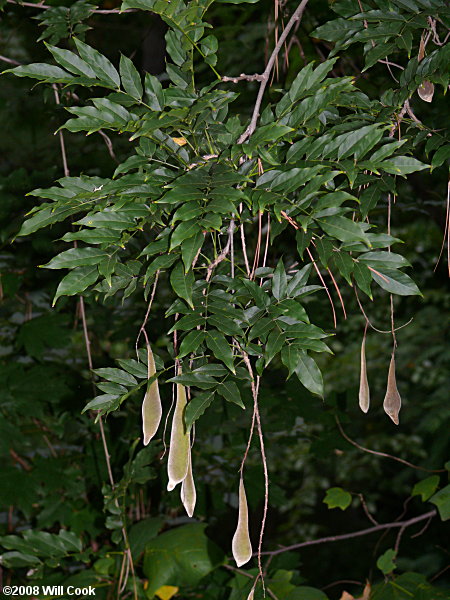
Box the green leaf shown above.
[371,268,421,296]
[129,517,162,559]
[206,330,235,373]
[380,156,429,176]
[75,211,136,230]
[53,265,99,305]
[323,487,352,510]
[119,54,143,100]
[45,43,97,78]
[265,329,286,365]
[272,259,287,300]
[82,394,120,413]
[281,345,300,378]
[294,351,323,397]
[170,261,194,309]
[43,248,107,270]
[217,380,244,409]
[74,38,120,88]
[178,330,206,358]
[0,551,42,568]
[93,368,137,386]
[377,549,397,575]
[116,359,149,379]
[170,220,199,251]
[181,230,204,272]
[319,216,370,245]
[184,392,214,431]
[412,476,440,502]
[145,73,165,111]
[143,524,224,597]
[4,63,75,83]
[353,262,372,298]
[358,251,411,269]
[429,484,450,520]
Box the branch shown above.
[260,510,436,556]
[206,219,235,282]
[6,0,135,14]
[237,0,310,144]
[0,54,21,66]
[222,73,264,83]
[336,416,446,473]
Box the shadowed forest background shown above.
[0,0,449,598]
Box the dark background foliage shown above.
[0,0,449,598]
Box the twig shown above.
[99,130,118,163]
[354,288,413,334]
[261,510,436,556]
[0,54,21,66]
[306,247,337,328]
[336,416,446,473]
[222,73,264,83]
[206,219,235,282]
[6,0,135,14]
[237,0,310,144]
[241,351,267,592]
[135,270,159,357]
[357,493,378,526]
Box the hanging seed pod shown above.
[359,329,370,414]
[167,380,190,490]
[418,80,434,103]
[142,344,162,446]
[383,352,402,425]
[247,588,255,600]
[232,477,252,567]
[181,440,196,517]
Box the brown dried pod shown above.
[142,344,162,446]
[417,80,434,103]
[383,352,402,425]
[359,329,370,414]
[232,477,252,567]
[167,380,190,490]
[181,440,196,517]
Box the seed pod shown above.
[167,381,190,490]
[418,80,434,103]
[359,330,370,413]
[142,344,162,445]
[247,589,255,600]
[232,477,252,567]
[181,440,196,517]
[383,352,401,425]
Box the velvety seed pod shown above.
[359,332,370,413]
[232,477,252,567]
[142,344,162,445]
[383,353,402,425]
[167,381,190,490]
[181,441,196,517]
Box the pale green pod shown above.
[358,333,370,413]
[232,477,252,567]
[181,440,196,517]
[383,353,401,425]
[167,382,190,490]
[142,344,162,446]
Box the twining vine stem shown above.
[260,509,437,556]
